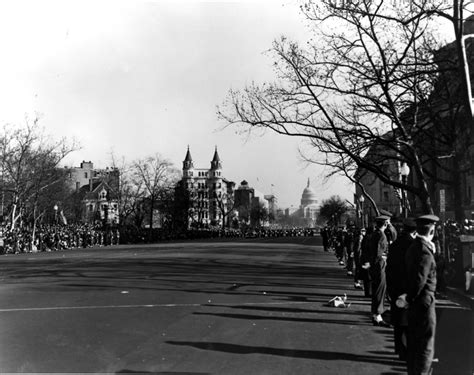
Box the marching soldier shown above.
[405,214,439,375]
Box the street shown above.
[0,237,472,374]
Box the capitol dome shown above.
[301,178,318,207]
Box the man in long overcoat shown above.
[386,218,417,360]
[405,214,439,375]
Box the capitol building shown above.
[283,179,320,227]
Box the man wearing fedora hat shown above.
[405,214,439,375]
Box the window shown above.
[84,172,88,178]
[383,191,389,202]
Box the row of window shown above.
[186,171,222,177]
[187,182,223,189]
[191,192,222,199]
[196,212,222,220]
[88,203,118,212]
[195,201,209,209]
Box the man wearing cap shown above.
[379,209,398,244]
[405,214,439,375]
[386,218,417,360]
[367,215,392,326]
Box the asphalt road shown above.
[0,237,472,374]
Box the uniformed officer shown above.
[405,214,439,375]
[380,209,398,244]
[386,217,417,360]
[367,215,392,326]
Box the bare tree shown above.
[109,152,143,226]
[131,154,179,234]
[319,195,350,225]
[250,202,268,228]
[0,118,78,231]
[215,190,236,228]
[219,0,473,216]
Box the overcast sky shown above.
[0,0,456,208]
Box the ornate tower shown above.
[210,146,222,171]
[183,146,194,178]
[209,147,223,224]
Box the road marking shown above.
[0,301,318,313]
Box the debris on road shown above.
[327,293,351,308]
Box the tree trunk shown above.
[149,197,154,240]
[418,187,434,214]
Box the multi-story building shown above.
[233,180,272,227]
[65,161,120,225]
[181,147,235,228]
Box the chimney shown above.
[89,179,93,192]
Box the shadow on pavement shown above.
[206,303,370,316]
[193,311,373,326]
[166,340,404,367]
[116,371,211,375]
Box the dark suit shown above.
[405,236,437,375]
[360,233,372,297]
[387,232,415,359]
[368,229,388,315]
[321,227,329,251]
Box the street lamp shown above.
[400,162,410,218]
[359,195,365,228]
[53,204,58,224]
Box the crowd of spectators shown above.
[0,224,119,254]
[0,224,319,255]
[119,226,318,243]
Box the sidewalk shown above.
[446,286,474,309]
